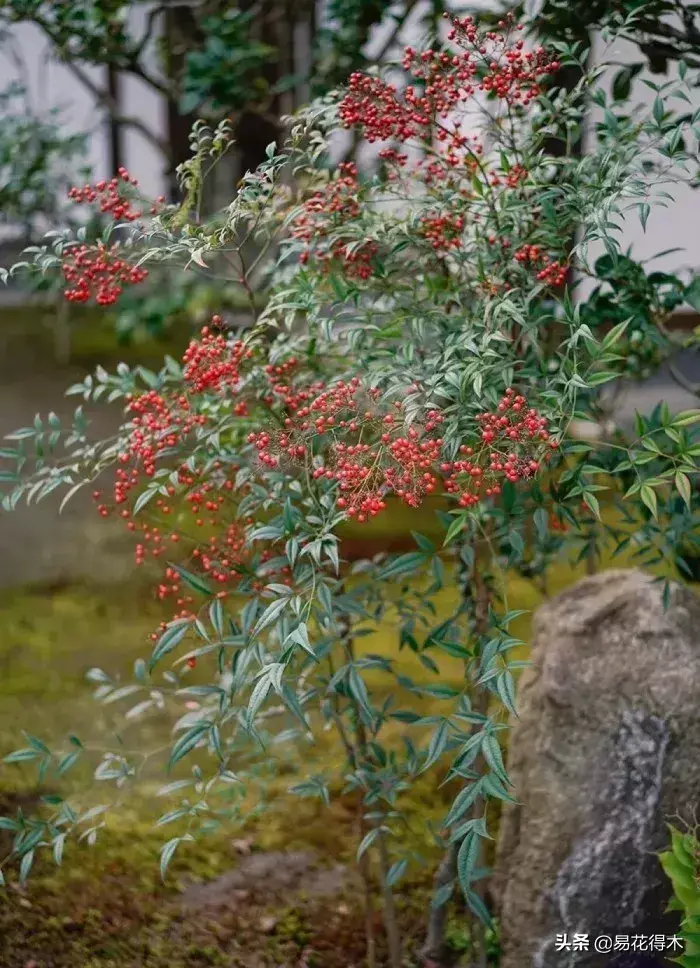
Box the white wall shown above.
[584,31,700,288]
[0,3,169,238]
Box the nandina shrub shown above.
[2,12,700,967]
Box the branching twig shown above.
[59,58,171,161]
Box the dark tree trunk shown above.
[106,65,124,175]
[164,3,201,199]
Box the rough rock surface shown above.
[493,569,700,968]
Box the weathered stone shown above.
[493,569,700,968]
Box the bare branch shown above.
[60,58,171,162]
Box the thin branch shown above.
[60,58,171,162]
[372,0,420,67]
[376,830,403,968]
[134,3,168,59]
[124,59,170,98]
[420,843,457,965]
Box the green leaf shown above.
[640,483,658,518]
[285,621,314,657]
[481,735,508,785]
[587,370,617,387]
[57,751,80,775]
[602,318,630,349]
[533,507,548,540]
[348,668,374,725]
[676,471,692,510]
[495,670,517,715]
[133,488,158,515]
[169,564,213,597]
[209,599,224,639]
[160,836,188,881]
[53,832,66,866]
[638,202,651,231]
[464,888,492,927]
[169,722,209,769]
[250,525,284,541]
[432,881,454,909]
[457,831,480,893]
[685,278,700,313]
[251,597,288,638]
[150,618,192,670]
[653,95,665,125]
[247,674,272,720]
[19,849,35,884]
[377,552,426,580]
[444,514,467,546]
[421,720,449,773]
[482,772,516,802]
[357,827,380,860]
[4,748,40,764]
[281,684,310,729]
[673,410,700,428]
[386,858,408,886]
[444,780,482,828]
[411,531,435,554]
[582,492,601,520]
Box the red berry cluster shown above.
[95,455,292,645]
[491,163,528,189]
[68,167,165,221]
[339,14,559,147]
[513,244,567,288]
[378,148,409,173]
[121,391,206,479]
[339,75,417,144]
[442,390,557,506]
[292,163,378,279]
[62,242,148,305]
[420,213,465,251]
[248,375,447,521]
[90,322,303,638]
[182,320,253,397]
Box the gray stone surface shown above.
[494,569,700,968]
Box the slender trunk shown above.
[421,842,457,964]
[421,537,493,967]
[462,572,491,968]
[163,4,201,200]
[357,798,377,968]
[353,708,403,968]
[334,604,403,966]
[377,830,403,968]
[106,65,123,176]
